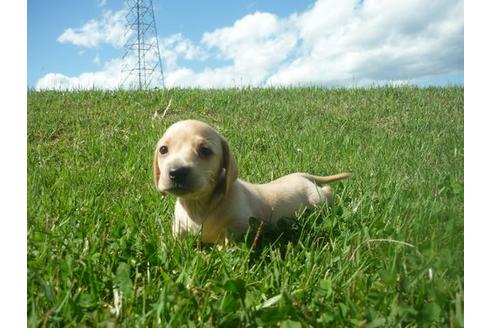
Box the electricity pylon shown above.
[121,0,165,89]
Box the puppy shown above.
[154,120,351,243]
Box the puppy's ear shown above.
[153,145,161,191]
[218,136,238,197]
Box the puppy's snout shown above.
[169,166,191,184]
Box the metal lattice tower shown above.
[121,0,164,89]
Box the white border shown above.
[464,1,492,327]
[5,0,478,325]
[0,0,27,325]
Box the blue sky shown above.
[28,0,464,89]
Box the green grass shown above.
[27,87,463,327]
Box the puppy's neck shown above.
[177,192,224,224]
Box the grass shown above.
[27,86,463,327]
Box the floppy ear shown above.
[218,136,238,197]
[153,146,161,190]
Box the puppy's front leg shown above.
[172,202,201,238]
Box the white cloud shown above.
[165,12,297,88]
[57,10,128,48]
[203,12,297,72]
[267,0,464,86]
[36,33,209,90]
[165,66,254,89]
[96,0,107,7]
[38,0,463,89]
[36,57,130,90]
[36,54,164,90]
[160,33,208,70]
[166,0,463,88]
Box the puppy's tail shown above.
[301,172,352,184]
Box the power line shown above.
[121,0,164,89]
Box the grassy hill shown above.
[27,87,463,327]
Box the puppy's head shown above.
[153,120,237,200]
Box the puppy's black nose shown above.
[169,166,191,183]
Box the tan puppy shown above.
[154,120,351,243]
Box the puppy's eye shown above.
[159,145,168,155]
[198,146,213,158]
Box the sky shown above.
[28,0,464,89]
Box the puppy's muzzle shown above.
[169,166,191,185]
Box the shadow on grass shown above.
[244,216,300,246]
[238,210,327,263]
[192,206,337,265]
[192,216,307,263]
